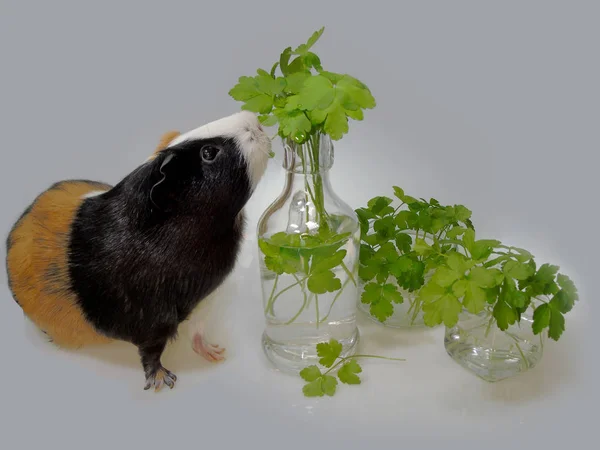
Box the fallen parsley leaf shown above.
[317,339,342,368]
[299,339,405,397]
[338,359,362,385]
[299,365,322,382]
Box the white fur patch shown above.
[167,111,271,191]
[82,190,107,199]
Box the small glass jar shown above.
[256,132,360,373]
[444,309,546,382]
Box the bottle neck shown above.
[282,132,334,175]
[280,132,334,233]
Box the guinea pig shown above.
[5,110,271,391]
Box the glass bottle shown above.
[257,132,360,373]
[445,309,546,382]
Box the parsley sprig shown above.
[357,186,579,340]
[260,228,357,326]
[228,27,376,144]
[356,187,475,323]
[299,339,405,397]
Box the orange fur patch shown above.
[147,130,180,161]
[6,180,114,349]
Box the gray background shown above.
[0,1,597,449]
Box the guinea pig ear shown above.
[149,153,176,212]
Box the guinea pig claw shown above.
[192,332,226,363]
[144,366,177,391]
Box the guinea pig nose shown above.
[257,123,264,132]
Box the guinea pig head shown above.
[145,111,271,218]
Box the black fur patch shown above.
[66,137,252,375]
[5,180,111,305]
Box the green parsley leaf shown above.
[370,297,395,322]
[284,72,310,94]
[358,262,378,282]
[510,247,533,263]
[446,226,467,239]
[293,26,325,55]
[242,94,274,115]
[338,359,362,385]
[469,266,504,289]
[390,255,426,291]
[307,270,341,294]
[446,251,475,274]
[367,196,394,216]
[557,273,578,298]
[299,365,322,382]
[302,379,324,397]
[493,298,518,331]
[461,280,488,314]
[359,244,375,265]
[258,239,302,274]
[548,308,565,340]
[302,74,375,140]
[520,263,560,296]
[356,208,373,236]
[431,267,461,288]
[321,375,338,396]
[258,114,278,127]
[374,216,396,239]
[395,210,419,229]
[274,109,312,140]
[413,238,433,256]
[392,186,405,201]
[454,205,472,222]
[532,303,551,335]
[550,273,579,314]
[361,282,403,322]
[422,292,462,328]
[316,339,342,368]
[311,249,347,273]
[533,299,567,341]
[549,290,574,314]
[462,229,475,253]
[395,233,413,253]
[470,239,501,261]
[503,260,535,281]
[297,75,335,110]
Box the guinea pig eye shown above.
[201,145,221,163]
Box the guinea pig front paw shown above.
[144,366,177,391]
[192,332,226,363]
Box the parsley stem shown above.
[319,275,351,324]
[506,332,529,369]
[484,311,495,338]
[340,261,356,286]
[438,238,467,249]
[268,275,309,315]
[323,354,406,375]
[285,290,310,325]
[409,297,422,324]
[315,294,320,328]
[265,274,280,314]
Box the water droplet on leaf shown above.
[292,132,306,143]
